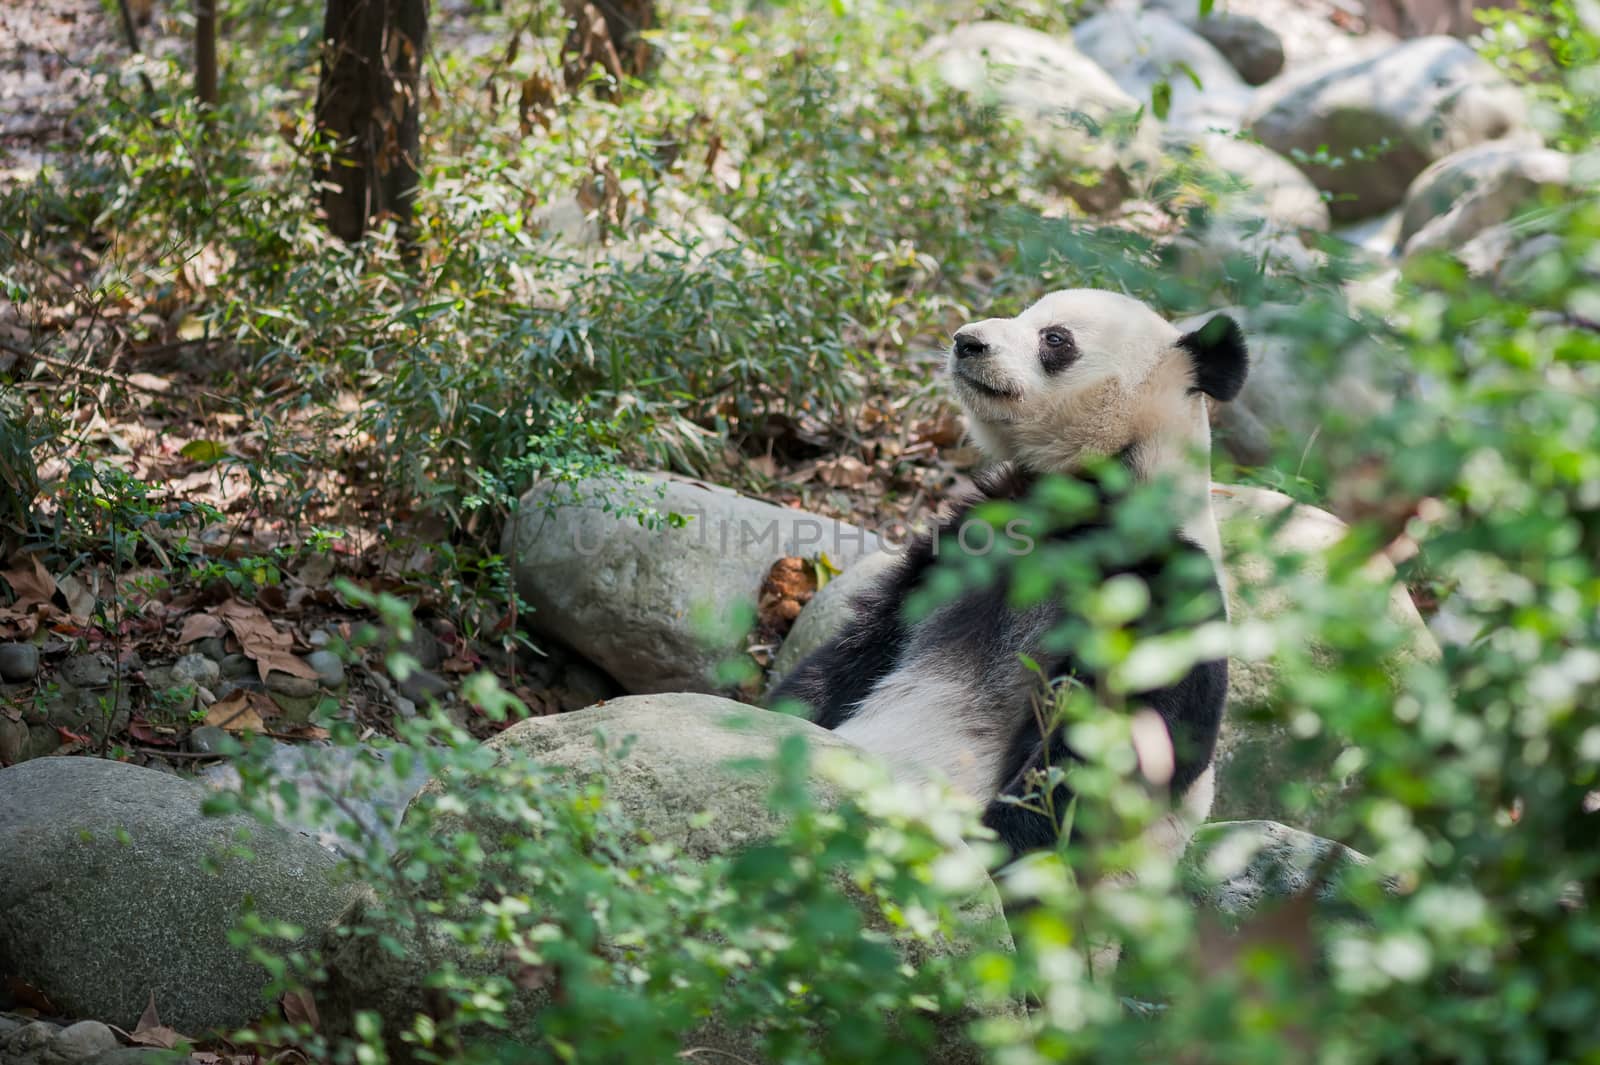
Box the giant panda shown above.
[770,288,1247,861]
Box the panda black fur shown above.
[770,288,1248,860]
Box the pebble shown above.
[308,629,332,648]
[3,1020,57,1057]
[59,653,112,688]
[143,664,192,714]
[218,653,255,680]
[172,653,221,691]
[397,667,450,704]
[214,677,265,701]
[268,690,321,725]
[306,649,346,688]
[195,685,217,708]
[26,723,60,758]
[188,725,233,755]
[265,669,319,698]
[1,716,30,765]
[0,642,40,681]
[393,695,417,719]
[49,1019,118,1062]
[191,636,229,662]
[398,625,444,671]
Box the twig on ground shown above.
[0,338,231,404]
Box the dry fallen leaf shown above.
[203,690,278,734]
[214,598,318,681]
[178,612,228,644]
[817,456,871,489]
[1,555,58,610]
[297,552,336,588]
[281,987,321,1032]
[705,132,741,192]
[0,606,39,640]
[127,992,186,1050]
[55,573,97,619]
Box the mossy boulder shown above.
[320,694,1014,1064]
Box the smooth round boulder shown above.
[1401,146,1575,260]
[1180,819,1372,919]
[1148,0,1387,69]
[503,473,880,694]
[919,21,1162,212]
[1074,9,1253,133]
[1397,135,1546,245]
[1248,36,1529,221]
[321,695,1012,1064]
[1188,12,1285,85]
[1174,132,1331,233]
[0,757,358,1034]
[1210,485,1438,829]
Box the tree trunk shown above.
[195,0,218,108]
[313,0,428,246]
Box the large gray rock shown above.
[1186,12,1285,85]
[504,473,880,694]
[0,757,358,1034]
[1180,819,1371,919]
[1248,35,1530,221]
[1147,0,1385,70]
[1210,485,1438,829]
[1167,214,1326,288]
[1162,129,1333,290]
[769,486,1437,833]
[198,740,432,859]
[1179,133,1331,233]
[1401,145,1575,260]
[920,21,1162,211]
[1397,135,1545,245]
[1332,207,1406,260]
[322,695,1012,1064]
[1074,9,1254,133]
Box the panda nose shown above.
[954,334,989,360]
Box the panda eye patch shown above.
[1038,327,1077,373]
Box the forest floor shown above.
[0,0,975,768]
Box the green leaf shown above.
[180,439,227,464]
[1150,80,1172,121]
[1200,0,1215,15]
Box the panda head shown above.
[949,289,1248,475]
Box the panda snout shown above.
[953,333,990,360]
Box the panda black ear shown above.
[1178,314,1249,402]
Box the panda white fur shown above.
[771,288,1247,860]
